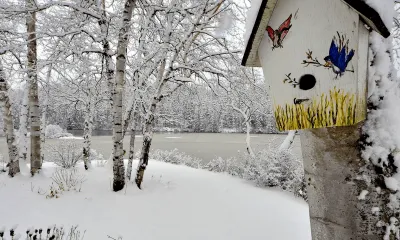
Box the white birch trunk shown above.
[135,61,166,188]
[126,126,136,180]
[0,60,20,177]
[245,120,254,156]
[99,0,116,171]
[40,67,51,165]
[83,100,94,170]
[99,0,115,106]
[112,0,135,192]
[19,82,29,166]
[125,89,137,180]
[301,123,382,239]
[40,97,46,165]
[26,0,41,175]
[279,130,297,150]
[230,104,254,157]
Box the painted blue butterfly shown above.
[323,34,355,78]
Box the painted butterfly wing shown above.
[278,14,292,32]
[266,26,275,41]
[278,14,292,42]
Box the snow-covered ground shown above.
[59,136,84,140]
[0,161,311,239]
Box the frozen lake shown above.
[0,133,302,163]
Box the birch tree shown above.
[19,82,29,165]
[26,0,41,175]
[112,0,136,192]
[0,59,20,177]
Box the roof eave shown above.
[341,0,390,38]
[242,0,278,67]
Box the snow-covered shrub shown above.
[89,149,104,162]
[240,149,306,200]
[90,149,106,167]
[45,124,73,139]
[205,157,244,177]
[46,140,82,168]
[0,154,5,173]
[151,148,203,168]
[0,225,86,240]
[51,168,85,192]
[206,148,306,200]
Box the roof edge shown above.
[241,0,270,67]
[341,0,390,38]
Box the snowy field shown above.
[0,161,311,239]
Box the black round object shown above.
[298,74,316,91]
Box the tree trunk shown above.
[244,120,254,157]
[99,0,116,172]
[0,61,20,177]
[135,60,166,189]
[126,127,136,180]
[40,67,51,165]
[135,117,154,189]
[40,96,46,165]
[19,82,29,166]
[230,104,254,157]
[99,0,115,106]
[83,100,94,170]
[279,130,297,150]
[301,123,381,240]
[26,0,41,175]
[112,0,135,192]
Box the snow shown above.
[358,190,369,200]
[58,136,84,140]
[0,161,311,240]
[362,0,400,168]
[385,177,399,191]
[243,0,263,46]
[363,0,395,29]
[215,13,233,38]
[372,207,380,215]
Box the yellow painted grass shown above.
[274,88,366,131]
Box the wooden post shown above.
[301,122,381,239]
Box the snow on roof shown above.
[363,0,394,29]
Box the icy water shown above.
[0,133,302,163]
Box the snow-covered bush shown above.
[89,149,106,167]
[51,168,85,192]
[0,225,86,240]
[0,154,5,173]
[206,157,244,177]
[46,140,82,168]
[240,149,306,200]
[89,149,104,162]
[151,148,203,168]
[45,125,73,139]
